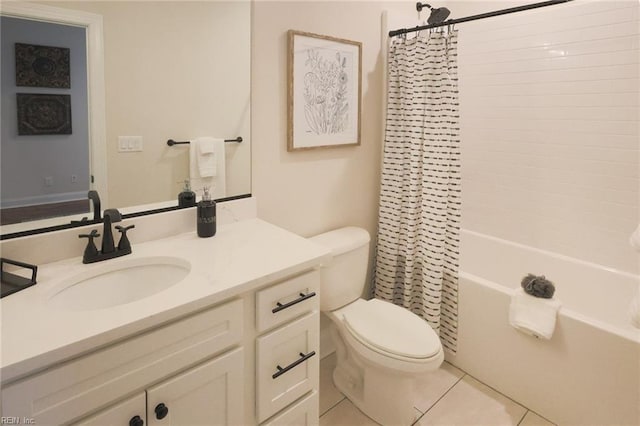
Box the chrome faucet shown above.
[79,209,135,264]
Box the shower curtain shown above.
[373,29,461,353]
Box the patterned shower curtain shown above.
[373,29,461,353]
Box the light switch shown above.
[118,136,130,152]
[130,136,143,152]
[118,136,143,152]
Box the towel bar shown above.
[167,137,242,146]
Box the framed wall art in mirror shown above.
[15,42,71,88]
[0,2,106,237]
[17,93,73,135]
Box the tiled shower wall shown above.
[458,0,639,274]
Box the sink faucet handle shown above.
[79,229,100,239]
[115,224,135,252]
[70,216,89,225]
[79,229,100,263]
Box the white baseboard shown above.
[1,191,88,209]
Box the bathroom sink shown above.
[48,256,191,310]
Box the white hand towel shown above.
[194,137,221,178]
[189,137,226,200]
[198,138,216,155]
[509,288,561,339]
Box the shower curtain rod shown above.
[389,0,573,37]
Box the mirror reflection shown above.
[1,15,91,226]
[0,1,251,237]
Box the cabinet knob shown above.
[129,415,144,426]
[155,403,169,420]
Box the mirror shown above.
[0,1,251,238]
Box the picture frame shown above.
[15,43,71,88]
[287,30,362,151]
[17,93,72,135]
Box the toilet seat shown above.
[342,299,441,360]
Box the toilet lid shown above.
[342,299,441,359]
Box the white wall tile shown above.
[458,0,640,273]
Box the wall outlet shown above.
[71,174,78,183]
[44,176,53,187]
[118,136,143,152]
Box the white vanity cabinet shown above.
[1,271,323,426]
[75,349,243,426]
[2,299,244,425]
[0,218,331,426]
[255,270,320,425]
[145,349,243,425]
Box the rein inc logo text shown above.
[1,418,35,425]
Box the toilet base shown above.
[329,324,423,425]
[333,363,419,425]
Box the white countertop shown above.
[1,218,331,383]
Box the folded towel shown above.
[509,288,561,339]
[189,137,226,199]
[629,289,640,329]
[193,137,222,177]
[198,138,216,155]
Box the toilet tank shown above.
[309,227,370,311]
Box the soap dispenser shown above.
[197,187,216,238]
[178,180,196,208]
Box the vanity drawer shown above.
[261,390,319,426]
[256,312,319,423]
[2,298,243,425]
[256,269,319,333]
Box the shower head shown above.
[428,7,451,24]
[416,2,451,25]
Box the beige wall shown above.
[251,1,415,353]
[252,1,415,241]
[46,1,252,208]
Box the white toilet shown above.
[310,227,444,425]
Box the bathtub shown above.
[449,230,640,426]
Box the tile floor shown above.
[319,353,556,426]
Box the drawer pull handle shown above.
[272,292,316,313]
[272,351,316,379]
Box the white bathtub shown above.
[449,230,640,426]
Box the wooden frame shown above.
[15,43,71,88]
[17,93,72,135]
[287,30,361,151]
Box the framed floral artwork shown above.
[287,30,362,151]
